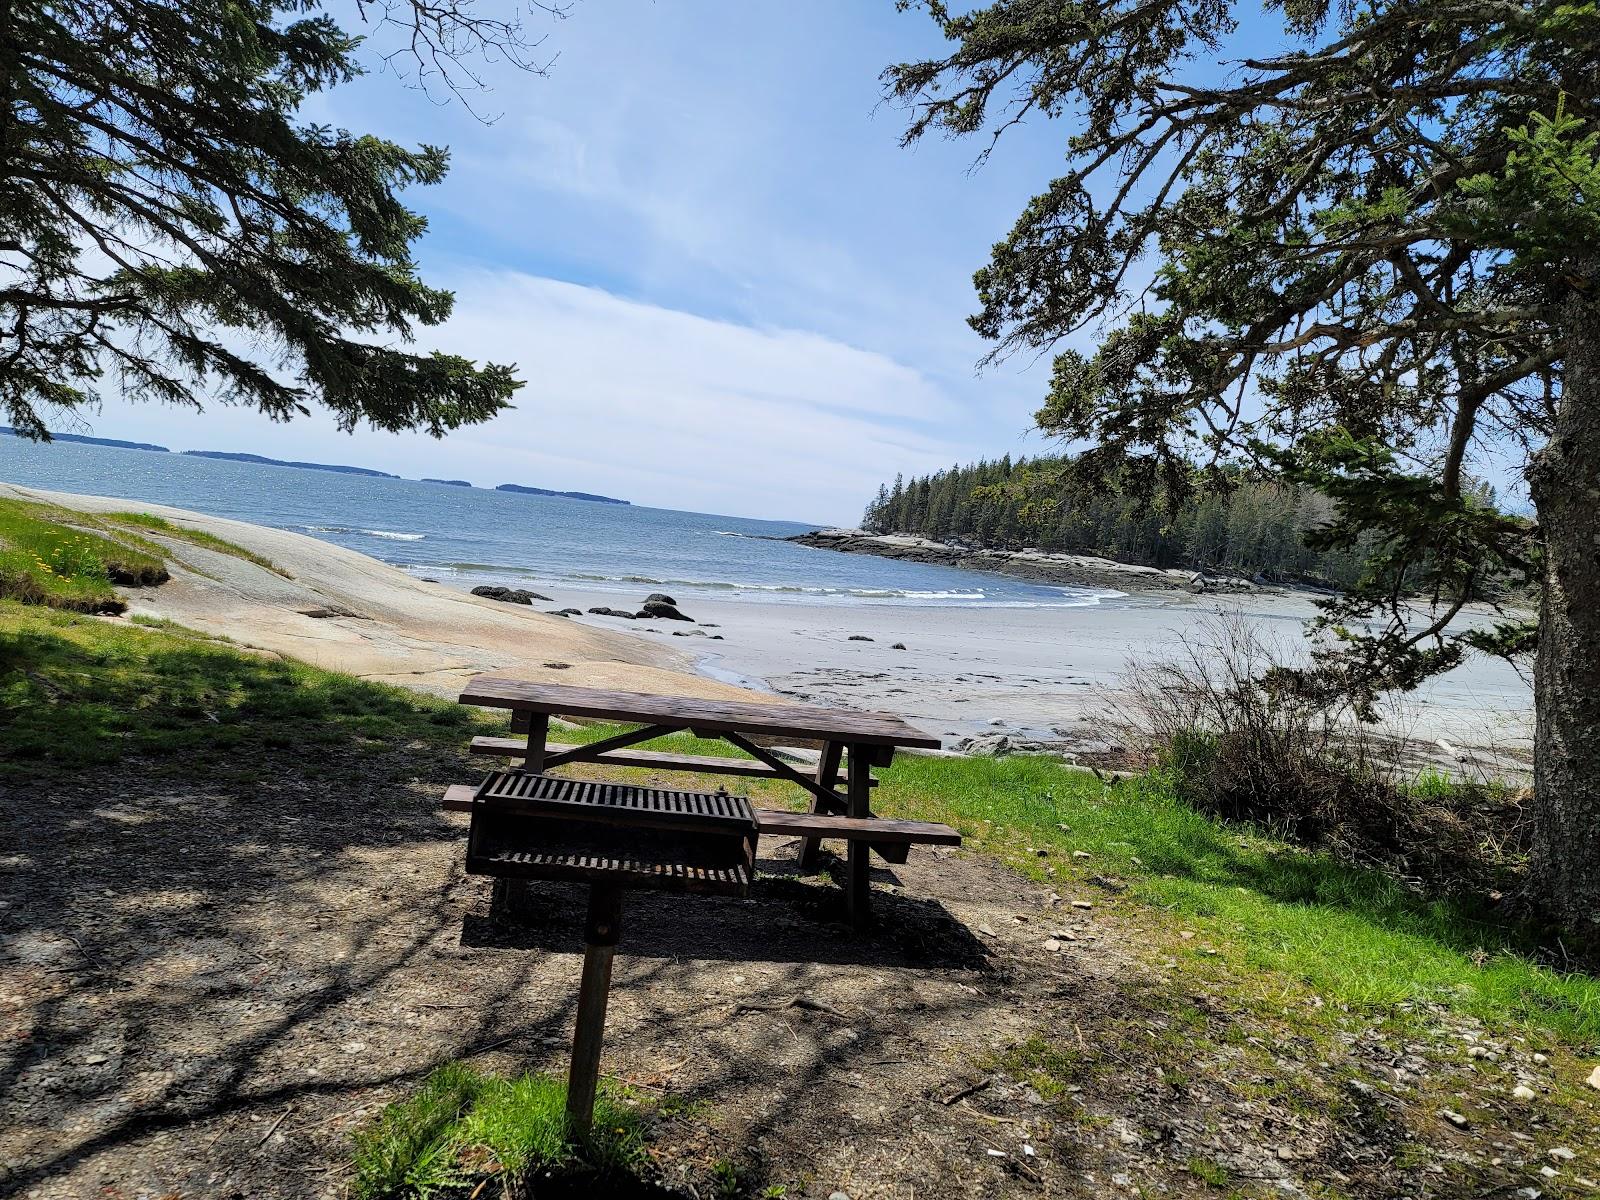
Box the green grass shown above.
[351,1063,645,1199]
[0,498,287,616]
[1186,1156,1231,1188]
[535,725,1600,1047]
[102,510,289,577]
[0,497,168,612]
[996,1035,1095,1100]
[866,752,1600,1044]
[0,602,473,777]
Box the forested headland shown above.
[860,456,1374,587]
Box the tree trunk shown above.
[1528,275,1600,927]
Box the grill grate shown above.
[475,771,756,833]
[474,847,752,891]
[466,771,758,897]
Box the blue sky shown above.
[78,2,1085,526]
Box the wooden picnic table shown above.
[455,676,948,925]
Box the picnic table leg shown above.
[567,883,622,1141]
[795,740,844,873]
[522,711,549,773]
[845,744,872,928]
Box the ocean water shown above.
[1,438,1121,609]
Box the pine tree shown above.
[2,0,537,440]
[888,0,1594,922]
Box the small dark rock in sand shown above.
[587,606,637,619]
[544,609,569,617]
[645,592,677,605]
[472,585,552,605]
[558,607,581,615]
[848,635,874,642]
[891,642,907,650]
[638,599,693,621]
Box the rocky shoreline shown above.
[789,529,1271,595]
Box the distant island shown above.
[2,427,169,453]
[9,432,628,503]
[182,451,398,478]
[496,483,630,505]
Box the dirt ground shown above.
[0,739,1580,1199]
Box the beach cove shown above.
[0,478,1534,759]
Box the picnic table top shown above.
[458,676,942,750]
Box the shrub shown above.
[1103,614,1529,899]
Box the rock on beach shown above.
[471,585,552,605]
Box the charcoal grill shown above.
[463,770,758,1135]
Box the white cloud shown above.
[87,271,974,525]
[48,4,1071,524]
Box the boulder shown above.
[644,592,678,606]
[891,642,907,650]
[586,606,637,619]
[472,585,552,604]
[848,635,874,642]
[638,600,693,621]
[958,734,1013,757]
[558,607,582,615]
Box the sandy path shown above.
[2,484,763,704]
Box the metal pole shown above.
[566,884,622,1140]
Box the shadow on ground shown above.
[460,860,990,970]
[0,729,1037,1200]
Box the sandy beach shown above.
[5,483,1534,756]
[551,585,1535,756]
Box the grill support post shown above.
[566,883,622,1140]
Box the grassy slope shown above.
[100,510,290,577]
[5,603,1598,1194]
[547,724,1600,1044]
[0,497,288,614]
[0,497,166,611]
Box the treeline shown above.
[862,456,1370,587]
